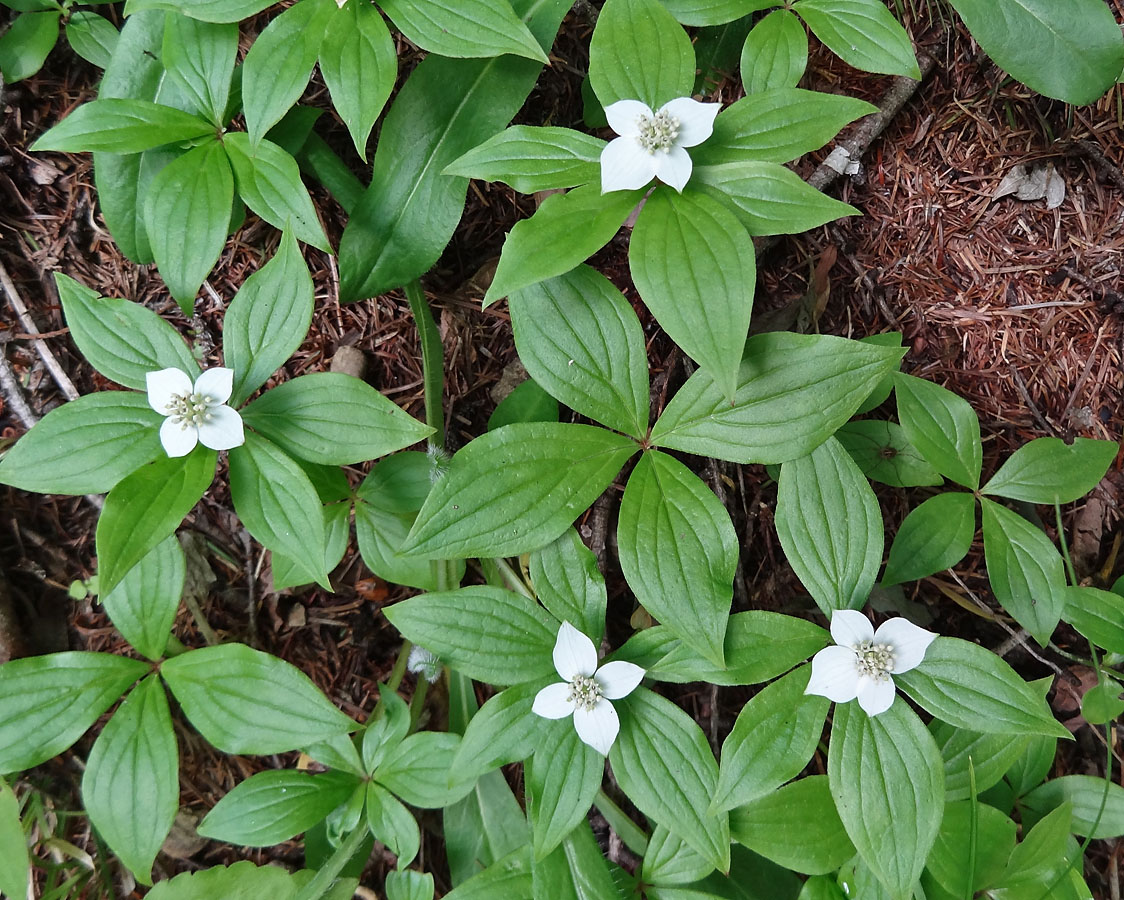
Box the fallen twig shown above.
[0,260,79,402]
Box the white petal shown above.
[146,368,193,414]
[532,682,576,719]
[604,99,652,137]
[659,97,721,148]
[805,645,860,703]
[595,661,645,700]
[856,676,897,716]
[193,367,234,404]
[553,621,598,681]
[651,145,693,192]
[159,417,199,458]
[195,405,245,451]
[573,698,619,755]
[876,618,939,674]
[829,609,875,649]
[600,137,659,193]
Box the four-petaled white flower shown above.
[532,621,645,755]
[600,97,721,194]
[805,609,937,716]
[146,367,244,458]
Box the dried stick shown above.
[0,260,79,401]
[0,350,36,430]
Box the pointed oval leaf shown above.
[444,125,604,193]
[642,824,713,886]
[0,778,28,900]
[926,800,1017,897]
[793,0,920,78]
[1022,775,1124,839]
[453,679,549,781]
[378,0,547,62]
[387,870,436,900]
[30,98,214,153]
[0,9,59,83]
[162,15,237,124]
[983,437,1118,504]
[740,9,808,93]
[834,419,942,488]
[366,781,421,866]
[1064,585,1124,655]
[893,372,982,489]
[529,528,608,646]
[932,721,1031,803]
[881,491,975,586]
[376,732,473,808]
[123,0,276,22]
[527,724,603,858]
[65,11,120,70]
[660,0,779,26]
[101,534,184,660]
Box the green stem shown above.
[296,132,364,216]
[594,789,649,856]
[404,279,445,450]
[293,825,369,900]
[181,592,219,646]
[1054,502,1078,588]
[387,640,413,694]
[492,557,534,601]
[408,674,429,731]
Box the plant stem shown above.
[491,557,534,600]
[404,279,445,450]
[387,640,412,693]
[594,788,649,856]
[293,824,369,900]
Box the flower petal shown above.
[829,609,875,649]
[146,368,193,414]
[196,405,245,451]
[659,97,720,148]
[159,417,199,458]
[595,661,645,700]
[877,618,939,674]
[604,99,652,137]
[573,698,619,755]
[194,367,234,404]
[805,645,860,703]
[553,621,598,681]
[651,145,693,192]
[600,137,658,193]
[532,682,576,719]
[856,676,897,716]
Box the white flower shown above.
[805,609,937,716]
[146,367,244,458]
[407,645,442,682]
[532,621,645,755]
[600,97,721,194]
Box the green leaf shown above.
[362,685,411,774]
[242,373,431,465]
[982,437,1117,504]
[199,770,358,846]
[588,0,696,108]
[0,652,148,774]
[162,14,236,124]
[618,451,737,666]
[775,436,883,616]
[828,701,944,899]
[443,847,532,900]
[0,392,161,495]
[740,10,807,93]
[532,820,626,900]
[0,9,58,82]
[453,680,547,780]
[0,778,28,900]
[694,89,876,166]
[387,870,436,900]
[730,776,855,876]
[651,332,904,464]
[529,528,607,646]
[980,498,1067,645]
[319,0,396,160]
[337,0,567,301]
[160,643,356,754]
[485,185,640,305]
[897,637,1068,737]
[694,161,857,236]
[926,800,1016,897]
[713,666,829,812]
[643,824,713,886]
[943,0,1124,104]
[383,586,558,685]
[376,732,472,808]
[96,447,216,595]
[144,139,233,311]
[402,423,637,559]
[123,0,276,21]
[893,372,982,489]
[631,188,756,401]
[792,0,920,78]
[224,230,314,406]
[527,724,602,858]
[1082,677,1124,725]
[222,133,330,251]
[509,265,649,438]
[833,420,942,488]
[228,431,330,589]
[366,782,421,866]
[489,379,559,430]
[1064,585,1124,655]
[445,125,603,192]
[56,273,199,390]
[379,0,547,62]
[932,721,1030,802]
[101,534,183,660]
[65,10,119,69]
[659,0,779,26]
[881,492,975,586]
[610,688,730,872]
[1022,775,1124,838]
[31,98,214,152]
[242,0,330,145]
[82,676,177,884]
[853,333,903,415]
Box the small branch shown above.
[0,261,79,402]
[0,350,36,430]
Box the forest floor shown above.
[1,1,1123,896]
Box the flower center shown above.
[636,110,680,154]
[166,391,215,429]
[854,640,895,681]
[567,674,603,711]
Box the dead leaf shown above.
[993,163,1066,209]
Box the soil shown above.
[1,1,1122,896]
